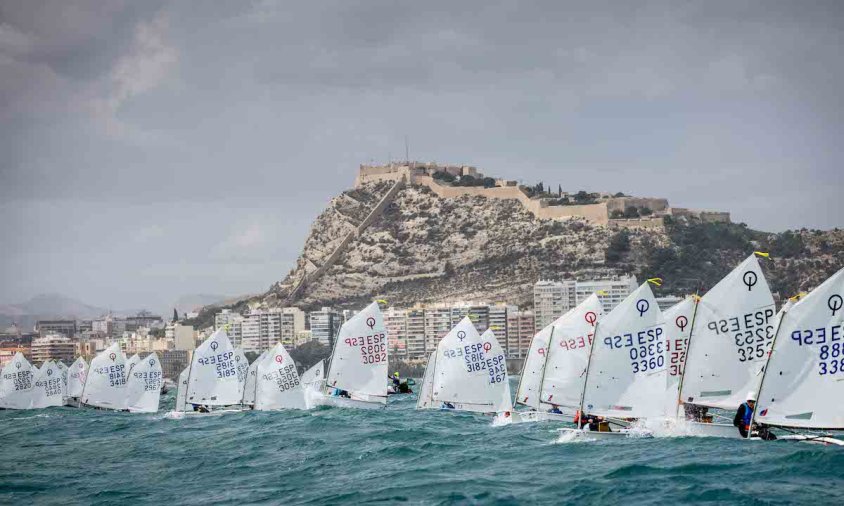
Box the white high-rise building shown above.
[574,275,639,312]
[309,307,341,346]
[214,309,244,347]
[533,275,639,327]
[533,280,576,330]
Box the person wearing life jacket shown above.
[548,404,563,415]
[733,391,776,439]
[391,372,401,388]
[574,410,606,431]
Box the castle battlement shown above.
[355,162,728,227]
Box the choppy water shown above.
[2,380,842,505]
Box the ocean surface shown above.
[2,379,842,505]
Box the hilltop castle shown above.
[355,162,729,228]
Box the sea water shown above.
[1,381,842,505]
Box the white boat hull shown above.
[749,434,844,446]
[557,427,653,440]
[683,421,741,439]
[504,411,572,424]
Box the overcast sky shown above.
[1,0,842,312]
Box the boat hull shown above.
[557,427,653,440]
[683,421,741,438]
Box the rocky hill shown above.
[190,180,843,325]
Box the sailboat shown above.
[184,328,245,414]
[662,296,696,418]
[174,367,189,413]
[0,352,35,409]
[234,348,249,400]
[559,280,667,439]
[512,309,572,419]
[421,318,511,415]
[416,351,437,410]
[752,267,844,445]
[125,353,163,413]
[300,359,325,408]
[320,302,389,409]
[254,342,308,410]
[81,343,129,411]
[31,360,65,409]
[512,294,604,423]
[65,357,88,407]
[242,350,267,408]
[677,253,775,438]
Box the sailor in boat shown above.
[548,404,563,415]
[441,401,455,410]
[331,387,351,398]
[192,404,210,413]
[733,391,776,440]
[574,410,610,432]
[684,403,711,423]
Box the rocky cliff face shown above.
[253,181,843,312]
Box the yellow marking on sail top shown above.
[754,251,770,258]
[692,294,702,301]
[597,290,608,296]
[647,278,663,287]
[789,292,807,301]
[489,325,501,330]
[376,299,388,305]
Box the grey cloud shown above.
[1,0,842,310]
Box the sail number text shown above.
[790,323,844,375]
[345,333,387,365]
[705,308,775,362]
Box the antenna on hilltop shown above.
[404,135,409,163]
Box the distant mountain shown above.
[0,293,110,331]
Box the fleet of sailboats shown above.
[2,261,842,446]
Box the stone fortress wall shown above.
[355,162,730,228]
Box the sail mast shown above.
[535,326,555,408]
[577,321,600,425]
[746,299,791,438]
[674,294,700,418]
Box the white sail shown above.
[175,367,189,412]
[242,351,267,406]
[433,319,512,413]
[416,351,437,410]
[187,329,242,406]
[663,297,696,417]
[680,255,776,409]
[126,354,141,374]
[82,343,128,410]
[0,353,34,410]
[540,294,605,412]
[301,360,324,386]
[514,309,571,410]
[125,353,163,413]
[756,267,844,429]
[582,282,667,419]
[67,357,88,398]
[56,360,68,393]
[255,343,307,410]
[31,361,64,408]
[234,347,249,399]
[325,302,388,401]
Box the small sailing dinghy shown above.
[677,253,775,438]
[125,353,163,413]
[174,367,190,413]
[300,360,325,409]
[420,318,511,416]
[752,267,844,446]
[320,302,389,409]
[560,280,666,440]
[183,328,245,414]
[254,343,308,410]
[31,360,65,409]
[416,352,437,410]
[0,352,35,409]
[242,351,267,408]
[81,343,129,411]
[65,357,88,407]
